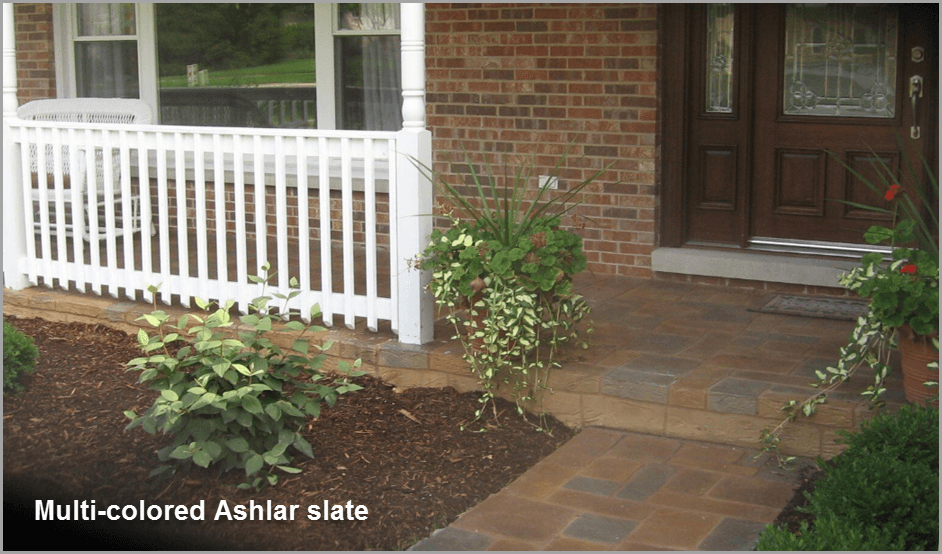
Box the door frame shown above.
[658,3,939,252]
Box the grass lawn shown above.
[159,58,316,88]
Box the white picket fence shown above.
[2,118,434,343]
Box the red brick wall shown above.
[425,3,659,277]
[14,3,57,105]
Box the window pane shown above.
[154,4,317,128]
[336,35,402,131]
[337,3,400,31]
[706,4,735,113]
[783,4,898,118]
[77,3,136,37]
[75,41,139,98]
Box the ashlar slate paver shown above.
[563,476,622,496]
[697,517,769,550]
[707,377,771,415]
[408,527,493,551]
[563,513,638,544]
[615,463,675,502]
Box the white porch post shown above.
[395,3,434,344]
[2,3,29,290]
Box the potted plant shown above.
[831,141,939,407]
[760,139,938,462]
[416,148,609,425]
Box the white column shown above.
[3,3,29,290]
[395,3,433,344]
[400,3,427,130]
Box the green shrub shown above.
[836,402,939,469]
[756,515,908,551]
[757,403,940,551]
[809,451,938,550]
[125,271,364,489]
[3,319,38,395]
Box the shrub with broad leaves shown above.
[125,268,363,489]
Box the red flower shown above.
[901,263,918,275]
[885,184,902,201]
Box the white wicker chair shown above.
[18,98,154,240]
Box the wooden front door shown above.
[663,4,938,253]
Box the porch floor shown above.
[3,272,906,550]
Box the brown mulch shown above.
[2,316,575,550]
[767,465,821,535]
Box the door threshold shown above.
[651,247,862,288]
[748,237,892,259]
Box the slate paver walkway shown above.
[410,427,815,551]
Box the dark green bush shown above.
[757,404,940,551]
[3,319,38,395]
[836,402,939,469]
[809,451,938,550]
[756,515,908,551]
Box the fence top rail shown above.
[6,117,401,141]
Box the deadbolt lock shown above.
[912,47,925,63]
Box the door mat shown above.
[751,294,868,321]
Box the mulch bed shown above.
[2,316,575,550]
[767,465,821,535]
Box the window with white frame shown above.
[53,3,402,131]
[53,3,157,111]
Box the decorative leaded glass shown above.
[783,4,898,118]
[706,4,735,113]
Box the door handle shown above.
[910,75,923,139]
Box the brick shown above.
[547,488,654,522]
[627,508,723,550]
[602,368,675,404]
[582,395,666,434]
[375,367,448,390]
[537,389,583,428]
[504,461,580,500]
[410,527,493,551]
[563,476,621,496]
[697,518,769,551]
[542,536,610,551]
[607,433,681,463]
[709,475,798,509]
[644,491,782,523]
[659,468,722,496]
[578,456,643,485]
[620,354,701,377]
[615,463,674,502]
[451,492,576,541]
[708,378,771,415]
[563,514,637,544]
[377,343,429,369]
[485,537,540,551]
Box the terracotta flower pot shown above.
[898,325,939,406]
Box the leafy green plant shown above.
[807,451,938,549]
[125,266,364,489]
[756,514,908,551]
[416,148,606,426]
[760,137,939,461]
[835,401,939,469]
[757,404,939,551]
[3,319,39,395]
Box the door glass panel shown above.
[706,4,735,113]
[783,4,898,118]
